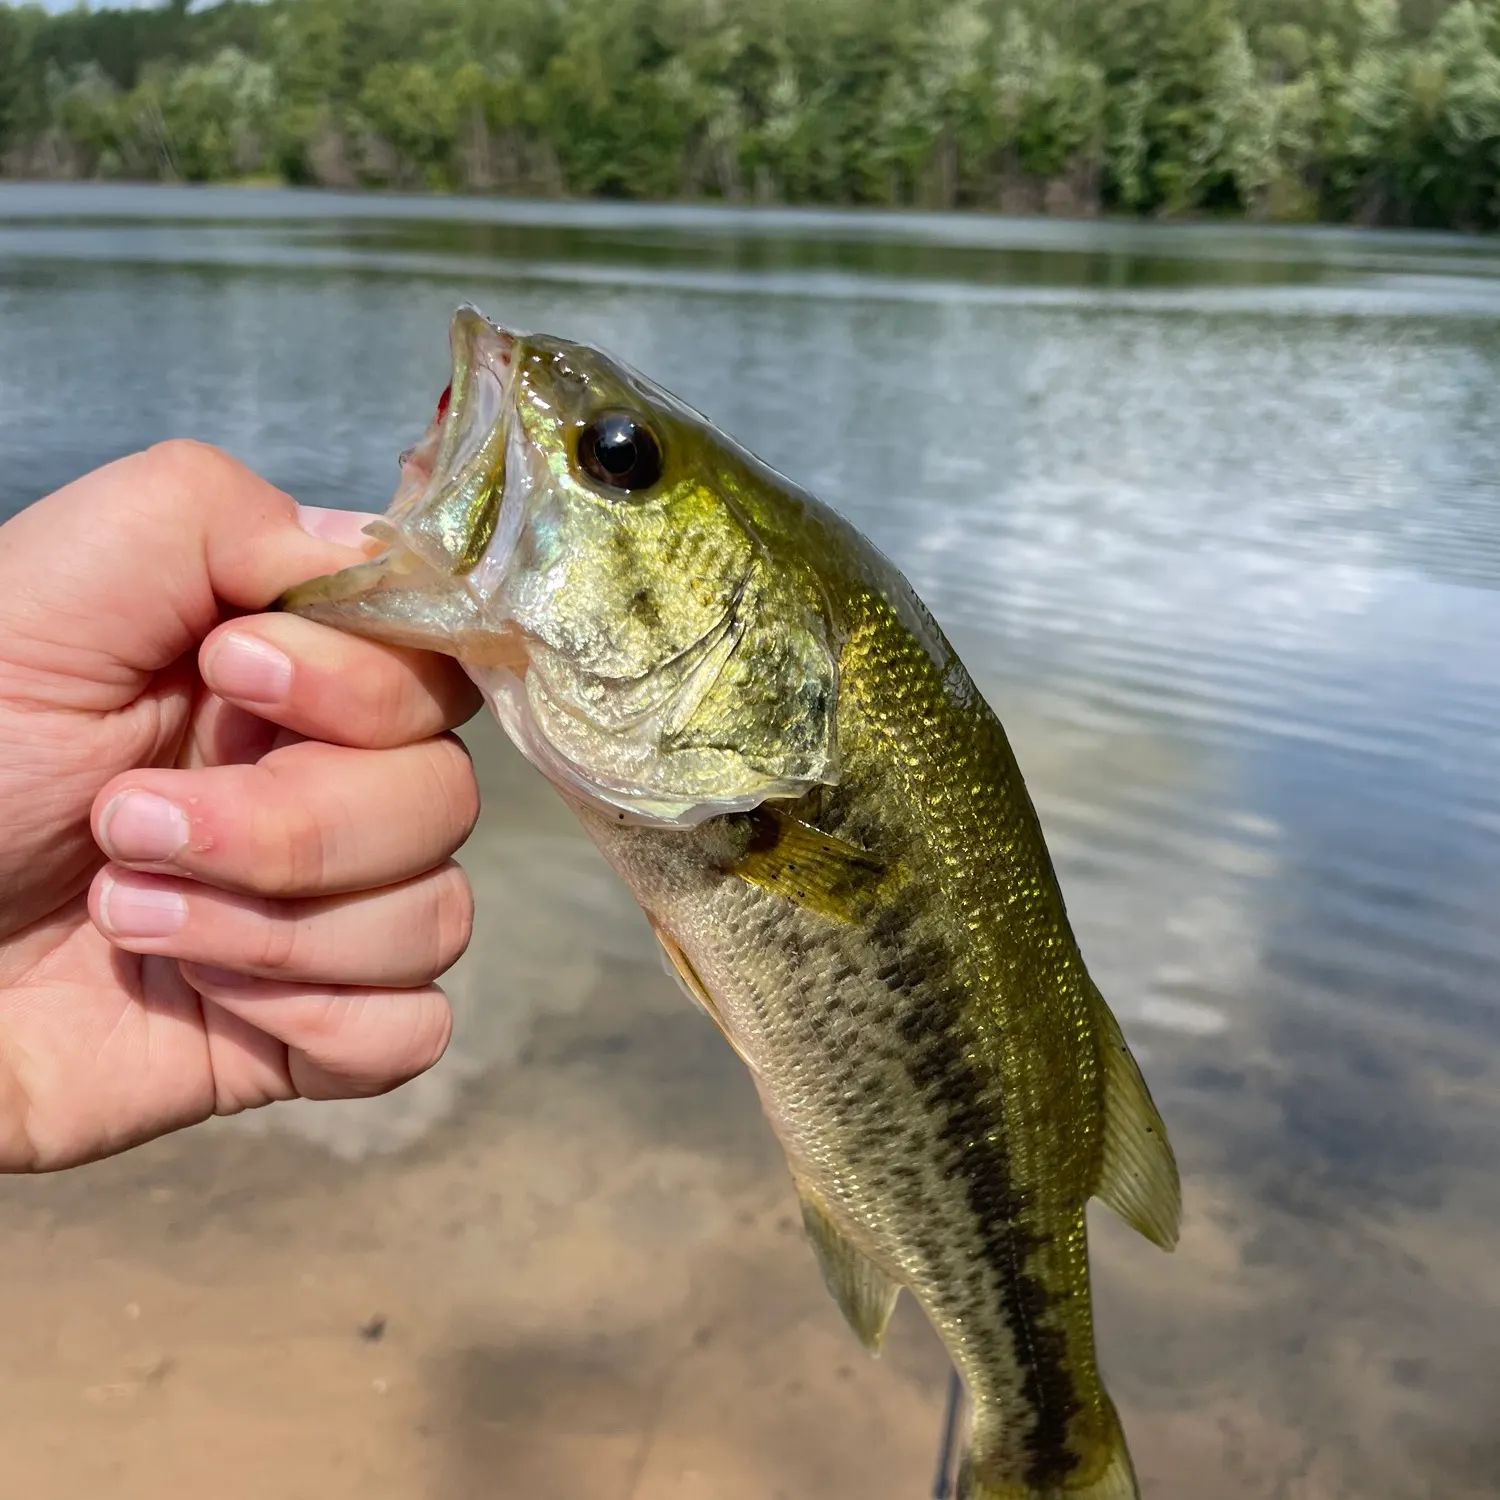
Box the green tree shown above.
[1,0,1498,227]
[159,47,276,180]
[994,13,1107,184]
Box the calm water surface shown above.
[1,184,1498,1500]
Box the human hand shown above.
[0,442,482,1172]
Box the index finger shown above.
[0,442,377,703]
[201,612,482,749]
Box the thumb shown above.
[0,441,378,709]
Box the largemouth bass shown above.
[280,307,1180,1500]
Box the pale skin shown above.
[0,441,484,1172]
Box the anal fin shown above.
[796,1183,901,1355]
[1091,997,1181,1252]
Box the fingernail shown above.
[296,504,378,549]
[206,633,293,704]
[98,791,189,863]
[97,874,187,940]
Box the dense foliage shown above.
[2,0,1499,226]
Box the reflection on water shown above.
[0,184,1497,1500]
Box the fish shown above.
[278,306,1180,1500]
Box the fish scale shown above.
[571,580,1122,1497]
[279,306,1179,1500]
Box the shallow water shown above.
[1,183,1498,1500]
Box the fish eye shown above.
[577,412,663,495]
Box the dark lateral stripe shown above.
[870,892,1084,1489]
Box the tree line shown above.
[2,0,1499,228]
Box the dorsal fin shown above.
[1090,997,1181,1251]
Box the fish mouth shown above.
[277,306,524,664]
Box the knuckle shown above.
[231,768,329,898]
[331,655,415,749]
[373,669,419,746]
[406,992,455,1074]
[266,806,329,898]
[244,902,305,975]
[426,862,474,977]
[334,669,393,748]
[372,670,424,749]
[141,438,242,497]
[285,991,350,1044]
[429,736,482,845]
[355,991,453,1094]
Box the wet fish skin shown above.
[572,566,1143,1500]
[278,307,1179,1500]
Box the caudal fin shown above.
[955,1399,1139,1500]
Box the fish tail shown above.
[955,1396,1139,1500]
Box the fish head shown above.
[280,306,838,827]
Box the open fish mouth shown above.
[279,304,838,828]
[275,307,526,666]
[379,308,516,574]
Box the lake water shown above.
[1,183,1497,1500]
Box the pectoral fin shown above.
[1091,999,1181,1251]
[796,1184,901,1355]
[731,807,889,924]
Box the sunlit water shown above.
[1,184,1498,1500]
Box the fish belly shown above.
[574,806,1134,1498]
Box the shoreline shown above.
[0,177,1494,247]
